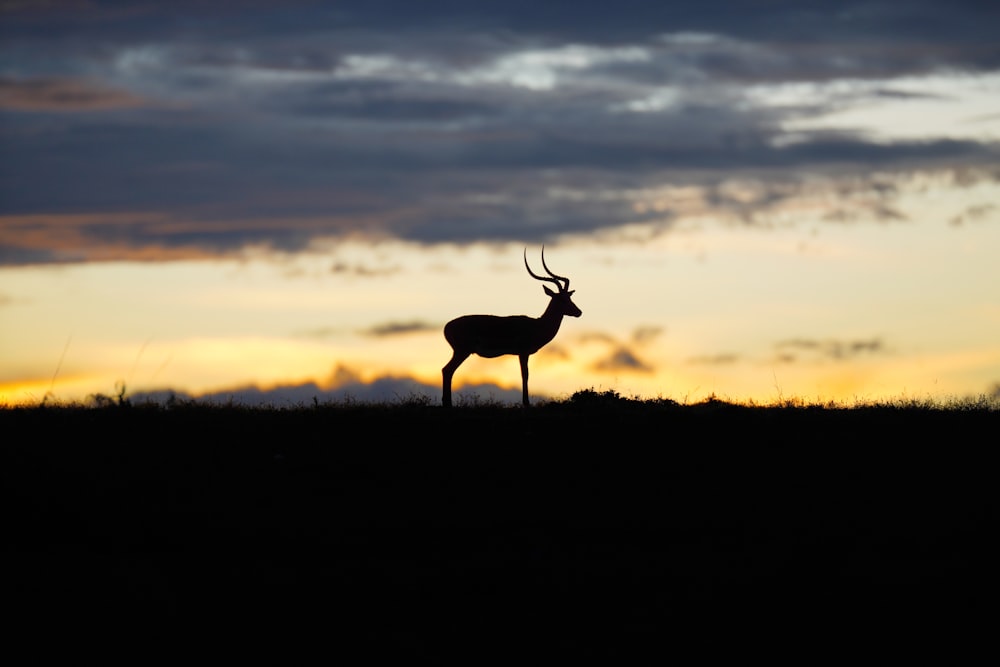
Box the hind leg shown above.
[519,354,530,407]
[442,350,470,407]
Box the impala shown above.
[442,247,582,407]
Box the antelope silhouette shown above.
[442,247,582,407]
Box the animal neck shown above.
[537,299,565,336]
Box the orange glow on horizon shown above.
[2,198,999,409]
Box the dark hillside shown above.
[3,396,996,657]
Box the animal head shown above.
[525,247,582,318]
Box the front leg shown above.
[519,354,530,407]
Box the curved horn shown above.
[524,245,570,292]
[539,245,570,291]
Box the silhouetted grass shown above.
[2,391,996,656]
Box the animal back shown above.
[444,314,544,357]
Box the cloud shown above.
[577,329,656,374]
[775,337,887,362]
[129,372,530,407]
[534,343,571,361]
[361,320,438,338]
[632,325,664,345]
[948,203,997,227]
[130,378,436,407]
[579,332,619,345]
[0,212,227,265]
[688,353,741,366]
[294,326,341,340]
[326,363,362,387]
[330,260,401,278]
[0,75,147,111]
[2,2,1000,264]
[592,347,655,374]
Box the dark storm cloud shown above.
[2,1,999,265]
[15,1,995,55]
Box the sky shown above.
[2,0,999,407]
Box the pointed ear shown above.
[544,286,557,297]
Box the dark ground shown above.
[2,396,997,657]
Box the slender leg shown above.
[519,354,530,407]
[442,350,470,407]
